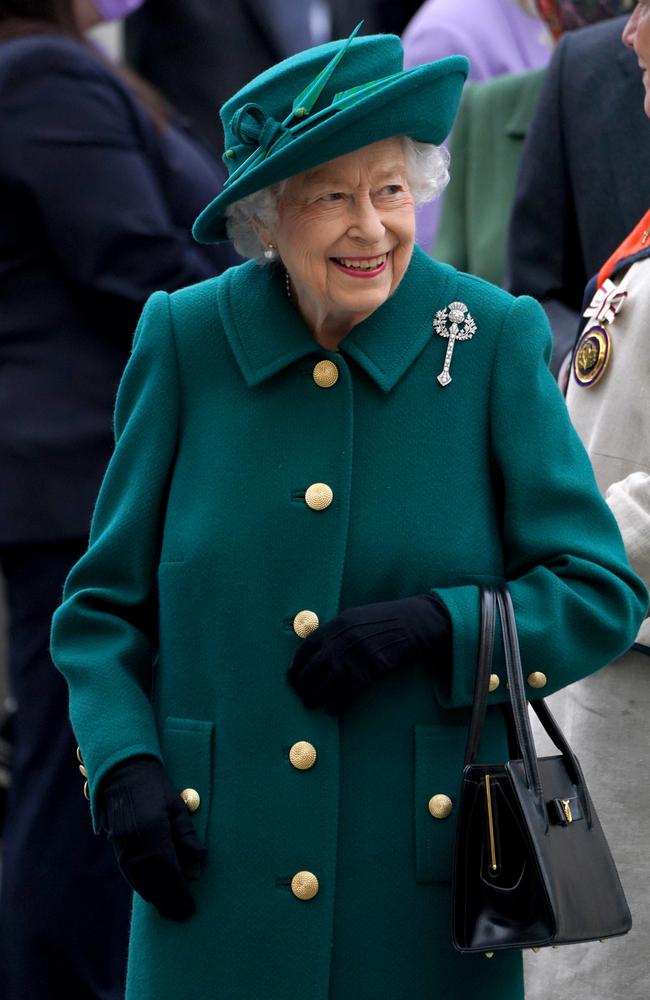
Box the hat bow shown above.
[229,103,293,161]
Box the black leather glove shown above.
[100,755,205,921]
[288,594,452,714]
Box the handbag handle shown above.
[464,586,496,765]
[496,587,544,805]
[464,586,592,827]
[531,699,592,827]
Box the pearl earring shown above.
[264,243,278,261]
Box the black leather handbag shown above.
[452,585,632,954]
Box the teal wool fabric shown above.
[51,247,647,1000]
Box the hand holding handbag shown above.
[452,586,631,954]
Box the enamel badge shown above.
[573,278,627,388]
[434,301,477,387]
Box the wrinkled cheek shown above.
[391,245,413,292]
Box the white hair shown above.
[224,136,450,263]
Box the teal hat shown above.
[192,25,469,244]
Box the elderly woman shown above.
[51,29,646,1000]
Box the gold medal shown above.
[573,277,627,389]
[573,324,610,388]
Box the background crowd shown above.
[0,1,647,998]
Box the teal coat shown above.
[51,247,647,1000]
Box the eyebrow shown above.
[302,163,408,188]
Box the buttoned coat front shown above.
[51,247,646,1000]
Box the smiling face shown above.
[260,137,416,347]
[623,1,650,116]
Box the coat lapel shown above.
[341,247,455,391]
[218,247,455,393]
[504,68,546,141]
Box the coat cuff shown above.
[430,583,508,710]
[83,739,163,833]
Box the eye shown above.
[319,192,345,202]
[378,184,404,196]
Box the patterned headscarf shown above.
[536,0,635,39]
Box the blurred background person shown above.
[402,0,552,250]
[434,0,634,289]
[0,0,236,997]
[433,65,545,287]
[526,7,650,997]
[124,2,425,160]
[345,0,424,34]
[125,0,333,156]
[507,3,646,373]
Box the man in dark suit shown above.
[507,14,650,373]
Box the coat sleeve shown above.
[51,291,177,829]
[432,294,648,710]
[3,52,220,302]
[606,471,650,650]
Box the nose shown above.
[346,193,386,244]
[622,6,639,49]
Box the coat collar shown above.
[504,68,546,140]
[219,245,455,392]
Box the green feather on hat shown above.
[192,26,469,245]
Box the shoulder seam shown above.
[160,292,182,464]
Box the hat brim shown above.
[193,55,469,244]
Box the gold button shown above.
[428,793,453,819]
[291,871,319,900]
[527,671,547,689]
[83,781,89,801]
[305,483,333,511]
[313,360,339,388]
[79,764,88,778]
[180,788,201,813]
[76,746,84,764]
[289,741,317,770]
[489,673,500,693]
[293,610,319,638]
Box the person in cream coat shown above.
[526,7,650,999]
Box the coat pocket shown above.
[414,724,467,883]
[160,716,214,846]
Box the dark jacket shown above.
[507,16,650,371]
[0,33,236,544]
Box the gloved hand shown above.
[100,755,205,921]
[288,594,452,714]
